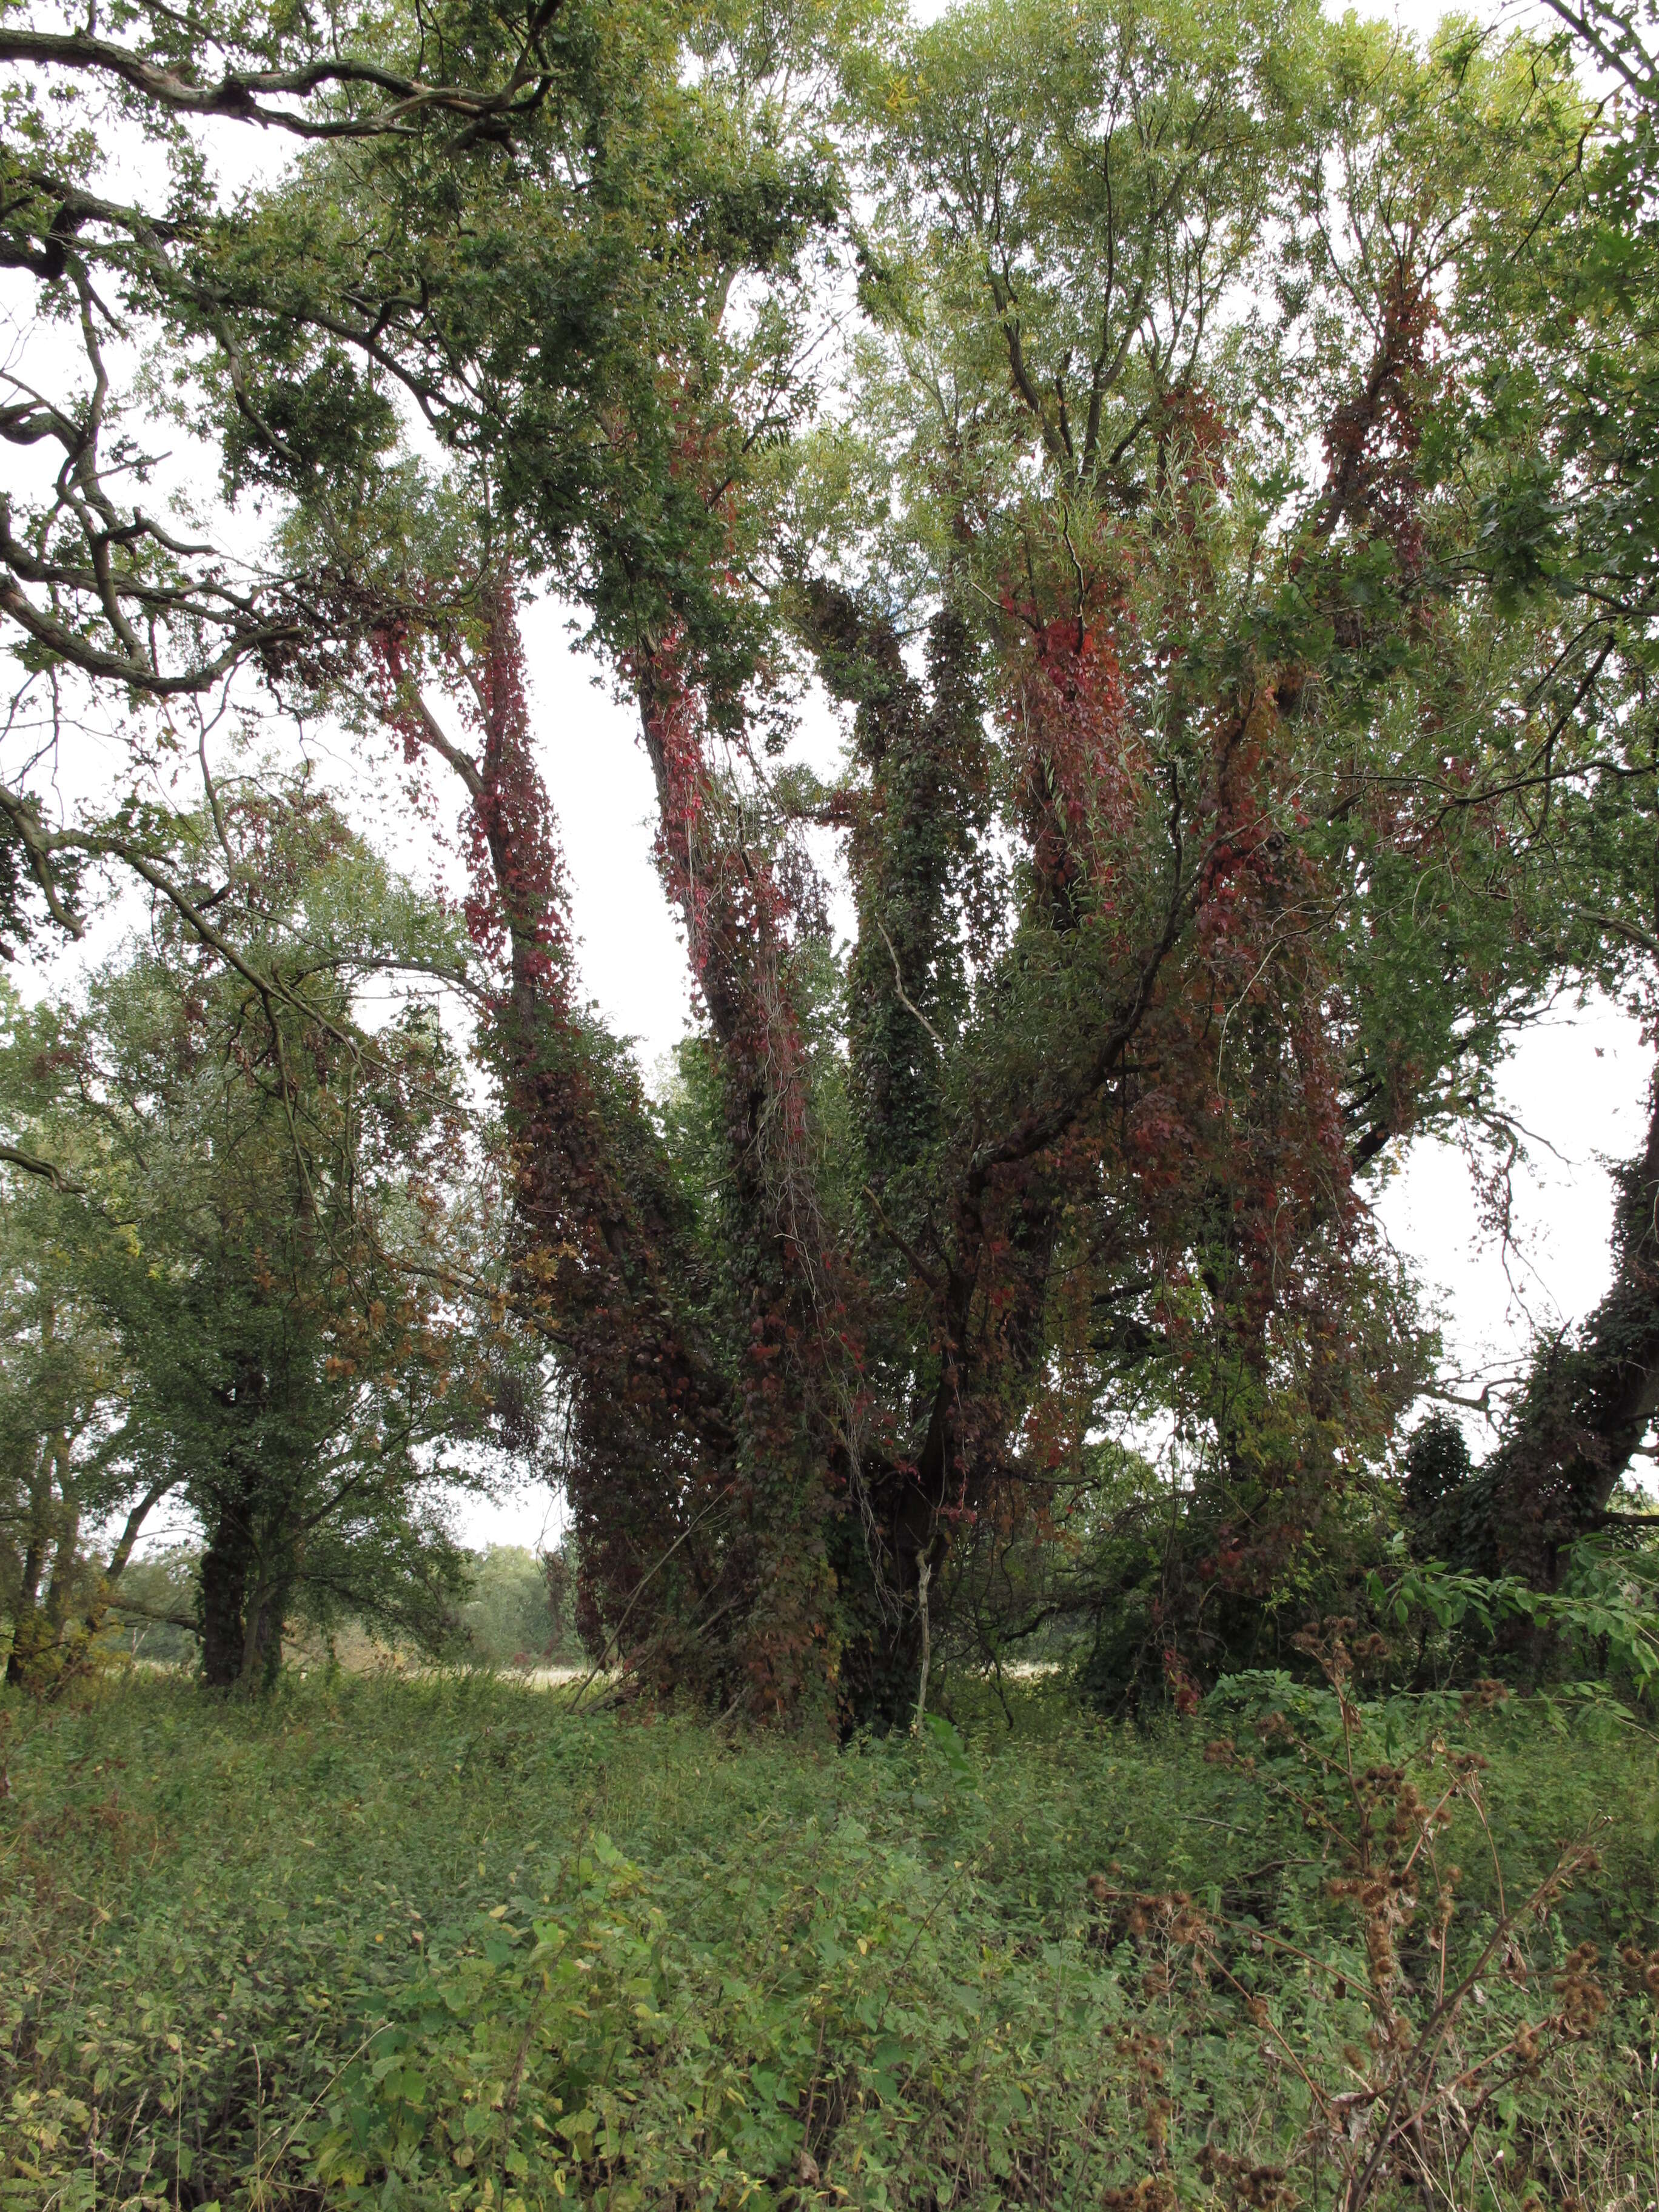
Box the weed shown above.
[1,1670,1654,2210]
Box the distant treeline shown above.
[92,1544,584,1674]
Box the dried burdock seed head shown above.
[1552,1942,1608,2036]
[1102,2177,1175,2212]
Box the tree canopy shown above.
[0,0,1655,1714]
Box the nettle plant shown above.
[1091,1622,1647,2212]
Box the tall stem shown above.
[911,1555,933,1734]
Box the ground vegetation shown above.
[4,1661,1659,2210]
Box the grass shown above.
[2,1667,1657,2211]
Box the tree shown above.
[0,1146,151,1686]
[752,0,1610,1697]
[0,0,862,1712]
[2,0,1654,1718]
[0,781,525,1689]
[349,0,1512,1712]
[1415,0,1659,1576]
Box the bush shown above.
[1,1671,1655,2210]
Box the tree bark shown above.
[238,1560,294,1690]
[198,1484,257,1689]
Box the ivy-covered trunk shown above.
[197,1484,256,1690]
[1450,1065,1659,1586]
[196,1358,286,1692]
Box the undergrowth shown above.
[2,1665,1657,2211]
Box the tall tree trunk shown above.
[39,1431,80,1635]
[381,599,745,1699]
[198,1486,257,1689]
[198,1353,282,1690]
[239,1562,293,1691]
[4,1441,54,1686]
[6,1425,82,1687]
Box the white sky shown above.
[11,0,1649,1560]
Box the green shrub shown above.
[2,1671,1655,2210]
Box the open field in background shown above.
[4,1672,1658,2212]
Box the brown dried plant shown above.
[1090,1620,1612,2212]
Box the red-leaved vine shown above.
[372,587,777,1699]
[634,629,870,1714]
[343,280,1450,1718]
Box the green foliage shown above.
[1367,1539,1659,1702]
[0,785,529,1691]
[102,1549,201,1668]
[2,1672,1657,2209]
[460,1546,581,1668]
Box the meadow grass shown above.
[2,1669,1657,2211]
